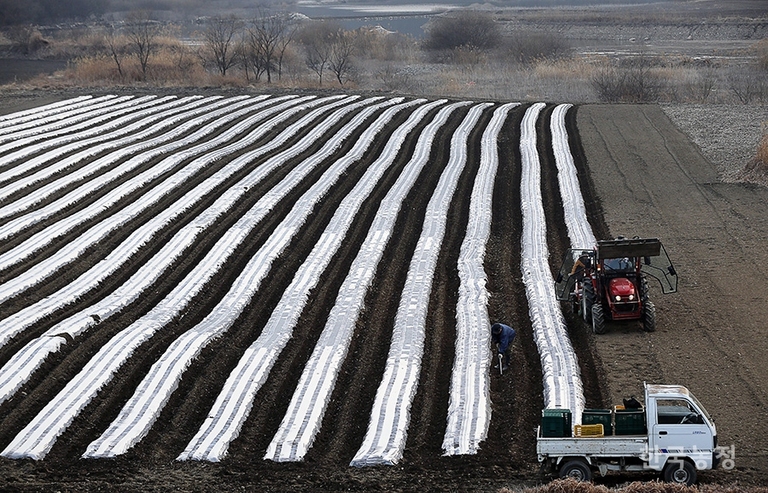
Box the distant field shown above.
[0,60,67,85]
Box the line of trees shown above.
[97,11,360,86]
[186,12,358,86]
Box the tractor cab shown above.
[555,237,678,334]
[593,237,678,294]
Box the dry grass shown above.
[736,131,768,185]
[757,131,768,166]
[753,39,768,72]
[501,479,768,493]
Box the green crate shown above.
[582,409,613,436]
[541,408,572,437]
[614,409,646,435]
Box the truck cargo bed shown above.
[537,432,648,458]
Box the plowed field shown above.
[0,93,764,491]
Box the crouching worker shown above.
[491,323,516,373]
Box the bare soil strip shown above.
[577,104,768,485]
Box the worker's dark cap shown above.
[491,323,503,334]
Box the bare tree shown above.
[274,14,297,81]
[104,28,125,78]
[591,56,663,103]
[4,25,48,54]
[298,21,340,86]
[729,70,768,104]
[125,11,160,80]
[246,10,295,83]
[329,30,355,86]
[203,15,243,76]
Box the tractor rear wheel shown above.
[592,304,606,334]
[642,300,656,332]
[582,282,595,323]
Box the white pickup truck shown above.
[537,383,717,485]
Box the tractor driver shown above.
[604,257,633,272]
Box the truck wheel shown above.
[663,460,697,485]
[582,283,595,323]
[591,304,606,334]
[559,459,592,481]
[642,300,656,332]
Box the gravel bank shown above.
[661,103,767,184]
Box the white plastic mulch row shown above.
[0,96,397,460]
[0,95,153,148]
[550,104,596,249]
[441,102,520,457]
[0,95,325,306]
[0,95,95,128]
[0,95,373,407]
[0,94,117,135]
[178,98,443,462]
[350,102,507,467]
[0,95,219,197]
[0,94,296,244]
[519,103,585,421]
[264,101,471,463]
[84,97,418,459]
[0,95,187,174]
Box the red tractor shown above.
[555,237,678,334]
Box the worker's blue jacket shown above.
[492,324,516,353]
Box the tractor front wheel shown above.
[582,282,595,323]
[592,304,606,334]
[642,300,656,332]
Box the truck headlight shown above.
[615,295,621,301]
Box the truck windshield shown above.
[689,392,714,423]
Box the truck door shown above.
[649,398,714,470]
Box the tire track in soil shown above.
[0,101,382,459]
